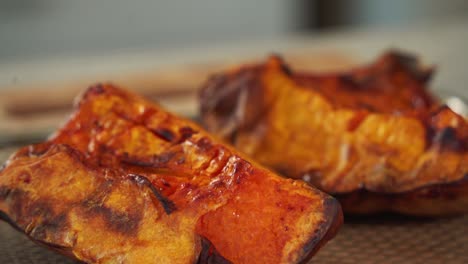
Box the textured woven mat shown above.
[0,148,467,264]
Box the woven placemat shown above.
[0,147,467,264]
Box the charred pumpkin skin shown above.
[0,85,342,264]
[199,51,468,216]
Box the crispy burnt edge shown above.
[0,210,84,263]
[376,49,434,84]
[336,173,468,216]
[198,50,436,141]
[293,49,435,96]
[85,84,344,263]
[0,144,231,264]
[0,207,230,264]
[201,71,344,260]
[0,84,342,264]
[1,206,231,264]
[0,144,80,262]
[198,52,467,196]
[199,63,268,142]
[127,174,177,215]
[296,196,343,264]
[196,237,232,264]
[425,105,468,152]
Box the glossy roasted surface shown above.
[1,147,468,264]
[293,52,436,113]
[199,51,468,215]
[0,85,342,263]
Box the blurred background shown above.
[0,0,467,145]
[1,0,467,63]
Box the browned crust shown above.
[297,197,343,264]
[338,173,468,216]
[199,51,468,215]
[0,84,341,263]
[0,209,82,262]
[196,237,232,264]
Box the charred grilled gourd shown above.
[200,51,468,216]
[0,85,342,263]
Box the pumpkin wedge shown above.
[199,51,468,216]
[0,84,341,263]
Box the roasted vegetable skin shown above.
[199,51,468,216]
[0,84,342,264]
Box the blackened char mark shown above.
[128,174,177,215]
[199,65,265,140]
[0,209,79,262]
[338,74,373,90]
[298,225,323,263]
[89,83,105,94]
[151,128,176,142]
[199,74,229,116]
[0,186,11,200]
[120,152,176,168]
[433,127,464,152]
[28,213,69,241]
[79,84,106,103]
[196,236,232,264]
[179,126,197,143]
[297,197,342,264]
[84,204,141,236]
[0,187,73,241]
[150,126,196,144]
[196,137,213,152]
[384,50,434,83]
[268,54,291,76]
[81,181,143,236]
[425,125,437,151]
[0,210,22,232]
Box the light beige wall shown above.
[0,0,294,63]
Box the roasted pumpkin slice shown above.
[0,84,341,264]
[200,51,468,216]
